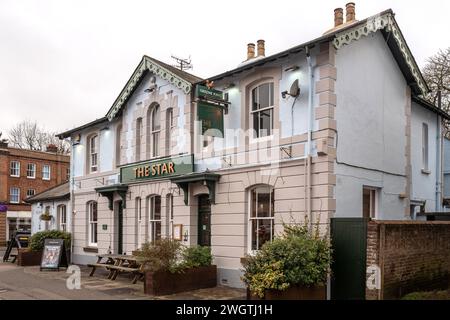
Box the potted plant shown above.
[242,224,331,300]
[135,239,217,296]
[17,230,71,266]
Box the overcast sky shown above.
[1,0,449,135]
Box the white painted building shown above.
[57,5,449,288]
[28,182,71,234]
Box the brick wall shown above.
[0,213,6,246]
[366,220,450,299]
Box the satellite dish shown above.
[289,79,300,97]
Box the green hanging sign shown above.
[196,85,224,101]
[198,102,224,137]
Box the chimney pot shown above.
[257,39,265,57]
[334,8,344,27]
[247,43,255,60]
[46,144,58,153]
[345,2,356,22]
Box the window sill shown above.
[421,169,431,175]
[27,177,36,179]
[83,246,98,253]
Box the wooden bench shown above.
[87,254,144,283]
[87,262,115,277]
[105,265,143,283]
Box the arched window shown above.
[147,195,161,242]
[151,106,161,157]
[136,197,144,248]
[88,201,98,246]
[88,135,98,173]
[166,194,173,238]
[57,204,67,232]
[248,185,274,251]
[165,108,174,156]
[135,118,143,161]
[251,82,274,138]
[116,124,122,166]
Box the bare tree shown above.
[8,120,70,154]
[422,47,450,137]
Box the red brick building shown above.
[0,141,70,245]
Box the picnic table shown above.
[87,254,144,284]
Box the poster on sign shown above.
[40,239,68,271]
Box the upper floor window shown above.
[116,124,122,166]
[10,161,20,177]
[363,187,379,219]
[66,167,70,181]
[165,108,174,156]
[151,106,161,157]
[251,82,274,138]
[422,123,429,172]
[27,163,36,179]
[42,165,51,180]
[135,118,143,162]
[10,187,20,204]
[248,185,274,252]
[27,189,36,197]
[89,135,98,173]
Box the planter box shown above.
[247,284,327,300]
[17,249,42,266]
[144,265,217,296]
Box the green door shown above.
[330,218,368,300]
[198,195,211,246]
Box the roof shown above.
[105,55,203,121]
[57,117,107,139]
[204,9,429,97]
[26,182,70,203]
[412,96,450,120]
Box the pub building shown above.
[57,4,449,288]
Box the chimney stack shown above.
[334,8,344,27]
[247,43,255,60]
[46,144,58,153]
[257,40,265,57]
[345,2,356,22]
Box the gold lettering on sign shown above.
[134,161,176,178]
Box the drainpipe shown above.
[436,90,443,212]
[70,139,75,264]
[306,46,314,230]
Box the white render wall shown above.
[410,101,438,212]
[335,31,408,219]
[31,199,71,234]
[444,138,450,199]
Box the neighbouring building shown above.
[27,182,71,234]
[444,137,450,210]
[0,142,70,245]
[57,3,449,288]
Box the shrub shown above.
[182,246,212,268]
[135,238,183,273]
[135,241,213,273]
[29,230,71,252]
[242,225,332,298]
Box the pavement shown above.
[0,247,246,300]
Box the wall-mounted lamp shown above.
[285,65,300,72]
[223,83,235,90]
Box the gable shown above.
[106,56,202,121]
[332,11,428,96]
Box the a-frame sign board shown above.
[40,239,68,271]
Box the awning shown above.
[170,172,220,205]
[95,184,128,210]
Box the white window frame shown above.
[165,108,174,156]
[10,161,20,177]
[136,197,144,248]
[151,106,161,158]
[166,194,173,238]
[250,82,274,139]
[26,189,35,197]
[148,195,161,242]
[422,123,429,172]
[136,118,143,162]
[58,205,67,232]
[247,186,275,253]
[88,202,98,246]
[363,186,379,219]
[42,165,51,180]
[89,135,98,173]
[27,163,36,179]
[10,187,20,204]
[66,168,70,181]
